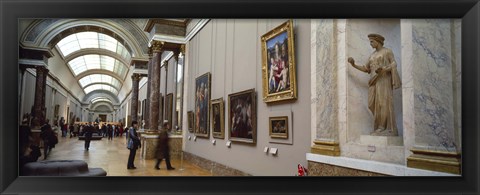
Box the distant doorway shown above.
[99,114,107,122]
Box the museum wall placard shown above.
[183,19,312,176]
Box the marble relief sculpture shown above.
[348,33,401,136]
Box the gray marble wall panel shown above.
[411,19,460,152]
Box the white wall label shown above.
[270,148,278,155]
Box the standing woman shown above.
[127,121,141,169]
[348,33,401,136]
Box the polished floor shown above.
[40,134,211,176]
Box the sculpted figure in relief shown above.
[348,33,401,136]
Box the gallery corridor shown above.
[40,135,211,176]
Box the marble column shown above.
[163,61,169,130]
[130,73,141,122]
[145,49,153,128]
[172,51,180,129]
[32,66,49,128]
[402,19,461,174]
[19,65,27,124]
[148,41,164,131]
[310,19,341,156]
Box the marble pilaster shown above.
[148,41,164,131]
[130,73,141,122]
[310,19,340,156]
[405,19,461,174]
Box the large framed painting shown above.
[261,19,297,103]
[211,98,224,139]
[187,111,194,133]
[228,89,256,144]
[194,72,211,138]
[269,116,288,139]
[165,93,173,130]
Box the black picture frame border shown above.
[1,0,479,194]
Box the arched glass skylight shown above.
[68,54,128,78]
[56,32,131,60]
[79,74,121,90]
[91,97,112,104]
[84,84,119,95]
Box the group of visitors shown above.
[19,115,175,173]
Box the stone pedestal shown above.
[360,135,403,146]
[31,129,42,147]
[140,133,183,160]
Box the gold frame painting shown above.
[228,89,256,144]
[261,19,297,103]
[269,116,288,139]
[211,98,225,139]
[187,111,194,133]
[194,72,211,138]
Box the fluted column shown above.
[32,66,49,128]
[130,73,141,122]
[148,41,164,131]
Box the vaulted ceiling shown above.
[20,18,193,112]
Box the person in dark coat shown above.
[84,123,93,151]
[127,121,141,169]
[19,118,32,157]
[154,121,175,170]
[107,124,113,140]
[40,119,56,159]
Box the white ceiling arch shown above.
[90,101,114,111]
[64,49,130,68]
[83,91,119,104]
[22,19,149,58]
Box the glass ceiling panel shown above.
[91,97,112,104]
[84,84,119,95]
[78,74,121,90]
[67,54,128,77]
[56,31,132,60]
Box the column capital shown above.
[148,47,153,59]
[180,44,185,55]
[150,41,165,53]
[36,66,49,74]
[162,60,168,69]
[131,73,142,81]
[174,50,181,61]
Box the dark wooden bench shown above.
[22,160,107,176]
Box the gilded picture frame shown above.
[228,89,256,144]
[269,116,288,139]
[211,98,225,139]
[194,72,211,138]
[261,19,297,103]
[187,111,194,133]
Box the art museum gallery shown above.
[17,18,462,176]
